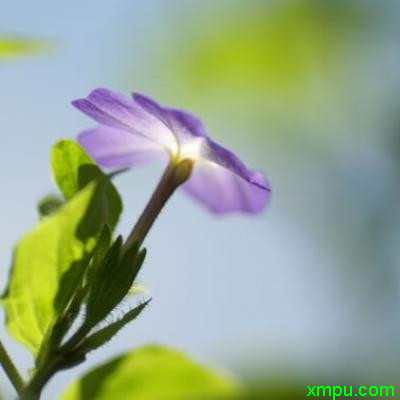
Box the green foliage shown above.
[0,36,45,60]
[62,345,240,400]
[52,140,95,200]
[79,300,150,354]
[150,0,373,140]
[167,0,369,97]
[83,224,112,288]
[0,139,243,400]
[84,239,146,330]
[37,194,64,218]
[52,140,121,228]
[3,183,99,354]
[2,141,122,356]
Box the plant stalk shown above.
[124,159,193,250]
[0,339,25,395]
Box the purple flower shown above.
[72,88,271,214]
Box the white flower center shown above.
[179,137,204,161]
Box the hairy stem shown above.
[0,339,24,395]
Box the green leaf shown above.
[79,300,151,353]
[62,345,240,400]
[51,140,98,200]
[49,225,111,348]
[2,183,104,355]
[84,224,112,288]
[52,140,122,229]
[2,138,123,355]
[84,241,146,329]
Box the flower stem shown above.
[0,339,24,395]
[124,159,193,250]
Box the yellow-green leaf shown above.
[0,36,45,60]
[2,141,122,356]
[62,345,240,400]
[52,140,122,229]
[52,140,96,200]
[3,183,101,355]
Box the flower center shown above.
[179,137,204,161]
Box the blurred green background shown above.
[1,0,400,398]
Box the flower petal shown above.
[133,93,209,141]
[183,138,271,214]
[78,126,163,168]
[73,88,271,214]
[72,88,176,151]
[132,93,174,132]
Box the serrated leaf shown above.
[62,345,240,400]
[79,300,150,353]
